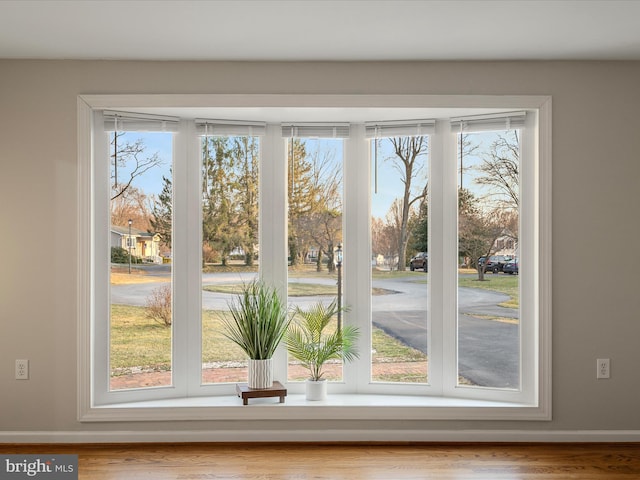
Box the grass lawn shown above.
[203,282,337,297]
[458,274,519,309]
[372,328,426,363]
[372,269,424,280]
[110,304,427,376]
[109,265,494,384]
[110,304,173,373]
[111,272,170,285]
[375,267,519,309]
[204,282,393,297]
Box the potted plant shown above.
[221,280,291,389]
[285,299,359,400]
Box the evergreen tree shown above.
[287,139,313,267]
[202,136,237,266]
[150,174,173,250]
[408,194,428,254]
[233,136,259,266]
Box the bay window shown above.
[78,94,551,421]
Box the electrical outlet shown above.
[597,358,610,379]
[15,359,29,380]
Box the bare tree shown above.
[476,131,520,209]
[459,203,507,281]
[372,215,400,270]
[110,185,153,231]
[458,133,480,189]
[288,140,343,270]
[371,217,389,264]
[110,132,164,202]
[458,130,520,277]
[308,147,342,272]
[385,136,429,271]
[375,198,418,270]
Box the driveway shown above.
[371,277,519,388]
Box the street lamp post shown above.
[336,243,343,332]
[128,219,132,274]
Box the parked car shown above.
[503,258,519,274]
[479,255,513,273]
[409,252,428,272]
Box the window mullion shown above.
[427,120,452,395]
[519,112,538,403]
[178,120,201,395]
[260,124,289,382]
[441,121,460,396]
[92,110,112,406]
[259,124,288,288]
[343,124,369,392]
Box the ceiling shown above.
[1,0,640,61]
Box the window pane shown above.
[109,131,173,390]
[457,130,520,389]
[370,137,429,384]
[201,136,260,384]
[286,138,344,382]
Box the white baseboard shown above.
[2,429,640,443]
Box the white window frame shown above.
[77,94,551,422]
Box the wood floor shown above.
[2,443,640,479]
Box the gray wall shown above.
[1,60,639,439]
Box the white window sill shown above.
[81,393,548,422]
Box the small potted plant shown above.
[285,299,359,400]
[221,280,291,389]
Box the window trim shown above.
[77,94,551,422]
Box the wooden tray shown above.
[236,381,287,405]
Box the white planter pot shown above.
[305,379,327,401]
[247,358,273,389]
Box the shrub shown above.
[111,246,129,263]
[145,284,172,327]
[110,246,142,264]
[202,244,220,264]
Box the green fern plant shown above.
[221,280,291,360]
[285,299,359,381]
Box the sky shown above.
[113,131,173,198]
[114,131,509,219]
[113,132,413,219]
